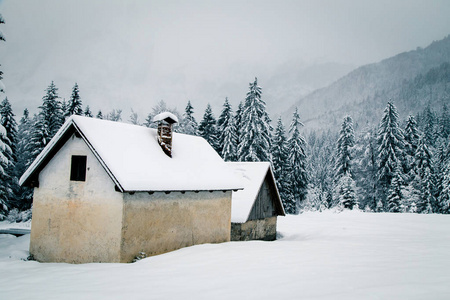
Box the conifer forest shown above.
[1,76,449,220]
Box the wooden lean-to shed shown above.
[226,162,285,241]
[20,114,243,263]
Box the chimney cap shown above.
[153,112,178,124]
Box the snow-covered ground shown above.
[1,211,449,300]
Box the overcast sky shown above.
[1,0,449,118]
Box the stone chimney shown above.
[153,112,178,157]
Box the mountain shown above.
[284,35,450,131]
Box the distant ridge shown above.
[284,35,450,131]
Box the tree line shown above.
[1,77,450,220]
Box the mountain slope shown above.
[285,35,450,130]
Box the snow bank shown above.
[1,212,449,300]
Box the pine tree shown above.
[128,109,139,125]
[387,163,403,212]
[377,102,405,204]
[180,101,198,135]
[0,98,18,210]
[335,116,355,177]
[13,109,33,210]
[272,118,292,210]
[96,110,103,119]
[0,98,17,162]
[220,104,237,162]
[234,101,244,147]
[415,136,433,179]
[198,104,219,152]
[84,105,93,117]
[438,159,450,214]
[417,168,434,213]
[286,107,308,212]
[238,78,272,162]
[434,142,449,213]
[336,173,358,210]
[30,81,63,160]
[0,123,11,217]
[423,103,436,148]
[404,115,420,177]
[439,103,450,140]
[107,109,122,122]
[66,83,83,117]
[217,98,235,157]
[354,125,378,210]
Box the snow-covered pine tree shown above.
[434,142,449,213]
[84,105,93,117]
[387,163,403,213]
[219,101,237,161]
[0,122,10,217]
[128,109,139,125]
[335,115,355,177]
[415,136,433,179]
[217,98,233,154]
[0,98,18,209]
[438,103,450,140]
[66,83,83,117]
[0,98,17,162]
[198,104,219,152]
[234,101,244,147]
[306,130,336,210]
[29,81,64,161]
[237,78,272,162]
[286,107,308,212]
[180,101,198,135]
[377,101,405,206]
[438,158,450,214]
[106,109,122,122]
[417,167,434,213]
[96,110,103,119]
[404,115,420,178]
[422,103,436,148]
[61,99,67,120]
[13,109,33,210]
[414,136,436,213]
[336,173,358,210]
[354,124,378,210]
[271,117,292,210]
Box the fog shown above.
[0,0,449,118]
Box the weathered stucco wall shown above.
[30,134,124,263]
[121,191,232,262]
[231,216,277,241]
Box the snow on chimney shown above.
[153,112,178,157]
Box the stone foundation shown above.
[231,216,277,241]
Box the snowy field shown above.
[1,212,449,300]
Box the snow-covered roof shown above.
[226,162,285,223]
[153,112,178,124]
[20,115,243,192]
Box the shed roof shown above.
[227,162,285,223]
[20,115,243,192]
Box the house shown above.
[226,162,285,241]
[20,114,243,263]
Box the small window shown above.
[70,155,87,181]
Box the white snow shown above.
[152,111,179,123]
[227,162,283,223]
[20,115,243,191]
[1,212,449,300]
